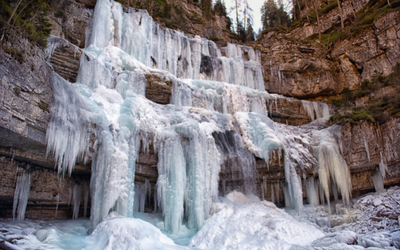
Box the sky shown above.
[222,0,292,34]
[223,0,265,33]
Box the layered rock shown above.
[291,0,369,39]
[258,4,400,99]
[48,0,95,48]
[256,37,342,98]
[330,10,400,82]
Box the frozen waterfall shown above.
[44,0,354,237]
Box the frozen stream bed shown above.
[2,189,400,250]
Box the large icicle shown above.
[312,125,352,208]
[72,184,82,219]
[12,167,31,220]
[301,100,330,121]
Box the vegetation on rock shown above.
[295,0,400,46]
[0,0,52,47]
[330,64,400,125]
[261,0,292,31]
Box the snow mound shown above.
[225,190,260,204]
[86,217,189,250]
[190,196,325,250]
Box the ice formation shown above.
[12,167,32,220]
[301,100,330,121]
[312,125,352,208]
[41,0,360,231]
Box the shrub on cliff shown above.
[0,0,52,47]
[331,64,400,125]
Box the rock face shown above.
[331,10,400,82]
[0,35,92,220]
[269,96,311,125]
[258,5,400,99]
[291,0,369,39]
[257,37,342,98]
[48,0,95,48]
[340,118,400,195]
[0,156,90,220]
[47,36,82,82]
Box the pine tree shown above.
[201,0,212,19]
[261,0,291,31]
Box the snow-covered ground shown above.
[2,188,400,250]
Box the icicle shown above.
[72,184,82,219]
[306,177,320,206]
[84,183,90,218]
[275,182,280,206]
[11,148,15,162]
[270,183,275,204]
[372,169,385,193]
[363,133,371,163]
[55,194,60,219]
[155,131,186,234]
[301,100,330,121]
[68,187,72,208]
[283,184,290,208]
[261,177,266,200]
[379,151,388,180]
[312,125,352,209]
[12,167,31,220]
[153,184,158,212]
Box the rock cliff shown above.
[258,0,400,99]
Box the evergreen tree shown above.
[236,20,247,42]
[213,0,227,16]
[201,0,212,18]
[261,0,291,31]
[246,20,255,42]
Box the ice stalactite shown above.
[155,131,186,234]
[234,112,283,166]
[261,177,267,200]
[379,151,388,180]
[134,179,152,213]
[363,132,371,163]
[312,125,352,210]
[234,112,306,213]
[275,182,280,206]
[306,177,320,206]
[72,184,82,219]
[301,100,330,121]
[214,129,256,196]
[84,183,90,218]
[12,167,32,220]
[55,194,60,218]
[372,169,385,193]
[46,74,93,176]
[47,72,139,229]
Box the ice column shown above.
[72,184,82,219]
[312,125,352,208]
[155,130,186,234]
[12,167,31,220]
[301,100,330,121]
